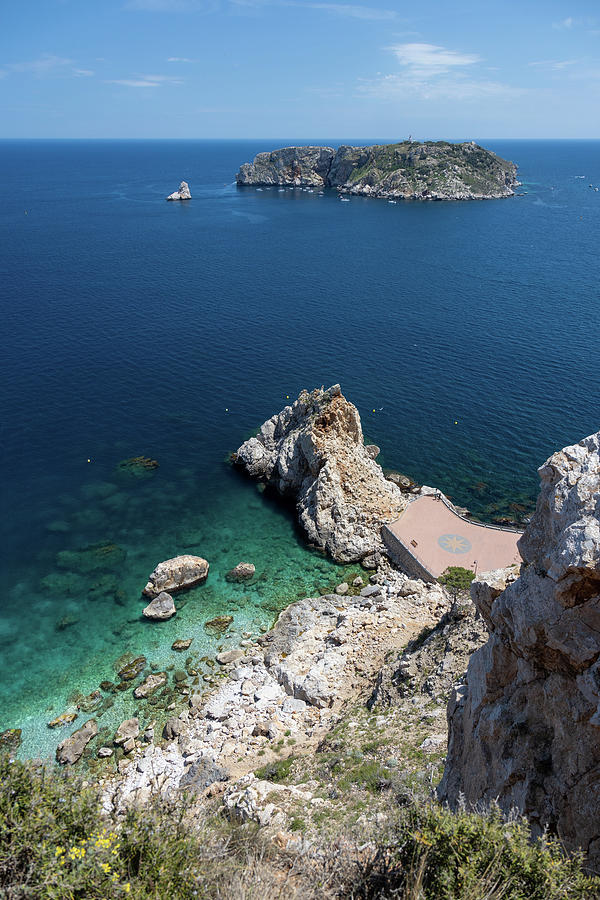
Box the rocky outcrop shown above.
[226,562,255,582]
[234,385,407,562]
[143,591,176,620]
[56,719,98,765]
[166,181,191,201]
[440,431,600,865]
[143,555,209,597]
[103,569,449,813]
[236,142,518,201]
[133,672,167,699]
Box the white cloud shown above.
[5,54,73,75]
[389,42,481,75]
[358,42,522,103]
[529,58,580,70]
[553,16,574,29]
[73,68,95,77]
[125,0,216,10]
[106,73,184,87]
[167,57,195,62]
[297,3,395,20]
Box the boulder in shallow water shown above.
[117,655,147,681]
[172,638,193,651]
[113,717,140,746]
[226,562,256,582]
[166,181,191,201]
[56,719,98,765]
[204,615,233,633]
[143,591,176,620]
[47,712,78,729]
[143,555,209,597]
[133,672,167,699]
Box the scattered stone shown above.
[179,758,229,793]
[335,582,349,595]
[172,639,193,652]
[122,737,136,754]
[114,718,140,746]
[143,555,209,597]
[365,444,380,459]
[133,672,167,699]
[163,717,185,740]
[143,592,176,620]
[98,747,113,758]
[216,649,245,665]
[225,562,256,582]
[0,728,22,751]
[47,712,78,729]
[166,181,191,201]
[352,576,364,587]
[204,615,233,633]
[56,719,98,765]
[56,614,79,631]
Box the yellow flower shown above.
[124,885,131,894]
[54,847,65,857]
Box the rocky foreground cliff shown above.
[234,384,408,562]
[236,141,518,201]
[440,431,600,867]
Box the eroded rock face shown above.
[237,147,335,187]
[166,181,191,201]
[143,555,209,597]
[234,385,407,562]
[440,432,600,865]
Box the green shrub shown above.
[437,566,475,599]
[358,802,600,899]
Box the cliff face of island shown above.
[440,431,600,866]
[234,384,408,562]
[236,141,518,200]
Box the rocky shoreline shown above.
[236,142,518,201]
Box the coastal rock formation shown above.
[234,385,407,562]
[133,672,167,699]
[236,142,517,201]
[143,555,209,597]
[56,719,98,765]
[102,569,450,813]
[166,181,191,201]
[143,591,176,620]
[440,431,600,865]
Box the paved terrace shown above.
[382,494,522,581]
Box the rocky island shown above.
[236,141,518,201]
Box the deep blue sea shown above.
[1,138,599,759]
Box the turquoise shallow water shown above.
[1,138,599,759]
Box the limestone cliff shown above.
[236,141,517,201]
[440,432,600,866]
[233,385,408,562]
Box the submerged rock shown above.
[117,656,147,681]
[204,615,233,633]
[166,181,191,201]
[143,555,209,597]
[440,430,600,867]
[225,562,256,582]
[117,455,158,476]
[56,719,98,765]
[143,591,176,620]
[172,638,193,652]
[133,672,167,699]
[77,690,103,712]
[234,385,406,562]
[47,712,78,729]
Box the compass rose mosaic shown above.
[437,533,472,555]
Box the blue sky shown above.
[1,0,599,138]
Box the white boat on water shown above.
[340,197,350,202]
[388,200,397,204]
